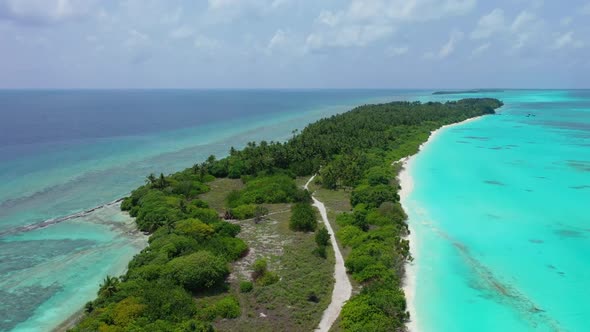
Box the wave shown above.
[0,198,125,238]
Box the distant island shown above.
[433,89,505,95]
[70,98,503,332]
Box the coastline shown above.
[397,116,485,332]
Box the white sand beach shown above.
[397,116,484,332]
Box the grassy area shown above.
[200,178,244,213]
[201,178,335,332]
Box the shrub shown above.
[351,184,399,208]
[229,204,256,220]
[251,258,279,286]
[165,251,229,292]
[313,245,327,258]
[257,271,279,286]
[289,203,317,232]
[315,227,330,247]
[200,296,241,320]
[338,225,367,248]
[175,219,215,240]
[227,175,300,207]
[252,258,268,280]
[366,167,391,186]
[239,281,253,293]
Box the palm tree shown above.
[199,162,207,181]
[99,276,119,297]
[179,199,187,213]
[158,173,167,189]
[145,173,156,186]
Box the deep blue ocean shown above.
[0,89,418,331]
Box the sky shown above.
[0,0,589,88]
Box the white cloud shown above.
[0,0,96,25]
[386,46,409,56]
[160,7,183,25]
[207,0,289,18]
[471,42,491,57]
[321,0,476,24]
[560,16,573,26]
[552,31,584,49]
[194,35,220,51]
[582,2,590,15]
[440,30,463,58]
[305,24,394,51]
[471,9,505,39]
[125,29,150,49]
[170,26,194,39]
[510,11,542,50]
[317,11,339,27]
[267,29,287,52]
[511,11,536,32]
[270,0,290,9]
[307,0,474,52]
[425,30,463,59]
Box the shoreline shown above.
[397,116,485,332]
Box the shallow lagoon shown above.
[405,90,590,331]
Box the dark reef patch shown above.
[464,136,490,141]
[484,180,505,186]
[529,239,544,244]
[0,283,63,331]
[566,160,590,172]
[554,229,585,238]
[541,121,590,132]
[570,185,590,190]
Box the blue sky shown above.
[0,0,589,88]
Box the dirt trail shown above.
[304,175,352,332]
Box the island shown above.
[70,98,503,332]
[433,89,505,95]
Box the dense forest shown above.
[72,98,502,332]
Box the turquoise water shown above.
[0,89,422,331]
[404,90,590,331]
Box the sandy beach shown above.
[397,116,485,332]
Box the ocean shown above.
[0,89,417,332]
[404,90,590,331]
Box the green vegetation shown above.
[216,210,335,332]
[205,98,502,331]
[313,227,330,258]
[289,202,318,232]
[74,98,502,332]
[72,168,247,331]
[239,281,253,293]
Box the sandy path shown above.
[304,175,352,332]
